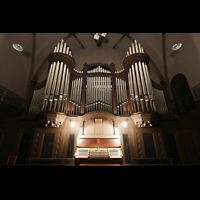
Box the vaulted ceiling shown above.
[1,33,200,100]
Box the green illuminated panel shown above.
[78,149,88,152]
[109,149,118,152]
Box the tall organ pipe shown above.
[123,40,154,113]
[84,66,113,114]
[57,64,66,112]
[41,39,74,114]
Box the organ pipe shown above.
[57,64,66,112]
[123,40,155,113]
[84,66,112,114]
[69,75,83,116]
[41,39,74,114]
[115,77,128,115]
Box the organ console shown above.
[74,135,123,166]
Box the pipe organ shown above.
[25,37,175,166]
[28,38,169,119]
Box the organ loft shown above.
[1,33,200,166]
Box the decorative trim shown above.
[48,52,75,69]
[123,53,149,69]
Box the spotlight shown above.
[122,121,127,127]
[93,33,107,41]
[171,43,182,51]
[70,122,76,127]
[93,33,100,40]
[12,43,23,52]
[101,33,107,37]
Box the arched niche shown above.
[171,73,195,115]
[81,111,117,135]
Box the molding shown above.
[123,53,149,69]
[80,111,117,122]
[48,52,75,69]
[78,135,119,139]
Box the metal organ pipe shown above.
[62,67,69,113]
[60,67,68,112]
[84,66,113,114]
[58,63,66,112]
[129,68,136,113]
[78,77,82,114]
[98,66,100,110]
[41,61,55,111]
[48,60,60,110]
[53,61,64,111]
[100,67,103,110]
[62,42,66,54]
[41,39,73,114]
[102,67,104,110]
[131,64,139,111]
[115,76,128,115]
[124,40,155,113]
[132,43,135,54]
[108,75,111,112]
[122,80,127,114]
[134,40,139,53]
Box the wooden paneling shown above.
[77,138,120,147]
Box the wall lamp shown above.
[122,120,128,127]
[70,121,76,127]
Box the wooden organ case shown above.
[75,135,123,166]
